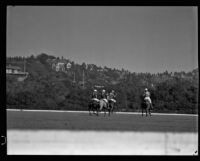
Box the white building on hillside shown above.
[6,65,28,76]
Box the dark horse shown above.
[141,95,152,117]
[88,100,100,116]
[108,99,116,114]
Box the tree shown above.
[37,53,49,64]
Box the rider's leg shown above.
[142,107,143,116]
[150,102,153,109]
[148,98,153,109]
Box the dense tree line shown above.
[6,53,198,114]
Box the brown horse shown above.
[108,99,116,114]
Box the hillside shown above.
[6,53,198,114]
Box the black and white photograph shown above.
[5,6,198,155]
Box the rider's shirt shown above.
[143,91,150,97]
[143,91,152,103]
[100,92,107,99]
[92,92,98,99]
[108,92,116,103]
[109,93,116,99]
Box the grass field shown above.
[7,110,198,155]
[7,110,198,132]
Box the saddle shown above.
[144,96,151,103]
[109,98,116,103]
[102,98,108,103]
[92,98,100,102]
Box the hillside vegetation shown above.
[6,53,198,114]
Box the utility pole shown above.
[73,72,76,83]
[124,89,127,110]
[23,56,26,73]
[82,70,85,88]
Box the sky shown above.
[7,6,198,73]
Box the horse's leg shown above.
[142,108,143,117]
[149,107,151,116]
[94,108,97,115]
[113,104,115,114]
[88,105,92,116]
[147,104,151,117]
[111,104,114,114]
[107,104,110,116]
[96,106,99,116]
[150,103,153,110]
[108,108,111,116]
[95,106,98,115]
[93,110,95,114]
[146,107,148,117]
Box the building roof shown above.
[6,65,21,70]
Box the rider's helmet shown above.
[145,88,148,91]
[94,89,97,92]
[102,89,105,93]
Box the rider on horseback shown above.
[91,89,99,102]
[109,90,117,103]
[143,88,153,109]
[100,89,108,104]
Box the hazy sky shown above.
[7,6,198,73]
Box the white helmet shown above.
[102,89,105,92]
[94,89,97,92]
[145,88,148,91]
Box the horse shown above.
[88,100,100,116]
[141,95,152,117]
[99,99,111,116]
